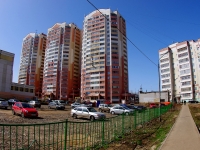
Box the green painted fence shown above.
[0,104,171,150]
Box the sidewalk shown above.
[160,104,200,150]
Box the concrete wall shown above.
[139,91,169,103]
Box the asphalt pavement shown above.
[160,104,200,150]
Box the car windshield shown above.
[59,100,65,103]
[87,107,97,112]
[22,103,33,108]
[123,106,130,110]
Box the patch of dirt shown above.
[100,104,181,150]
[0,105,116,124]
[189,104,200,128]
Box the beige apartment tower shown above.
[159,39,200,102]
[0,50,14,92]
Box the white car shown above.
[71,107,106,121]
[110,106,134,115]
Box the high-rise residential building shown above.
[42,23,82,100]
[81,9,128,103]
[0,50,14,92]
[159,39,200,102]
[18,33,46,97]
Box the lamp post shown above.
[72,88,74,102]
[158,50,170,122]
[172,77,178,104]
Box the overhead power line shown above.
[126,20,168,46]
[135,13,200,26]
[125,19,178,45]
[86,0,157,67]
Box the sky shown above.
[1,0,200,93]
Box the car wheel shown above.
[111,111,115,115]
[21,113,25,118]
[99,109,102,112]
[12,110,15,115]
[125,112,129,116]
[73,114,77,119]
[90,116,95,121]
[48,106,51,109]
[4,107,7,110]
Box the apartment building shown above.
[18,33,46,97]
[81,9,128,103]
[0,50,14,92]
[159,39,200,102]
[42,23,82,100]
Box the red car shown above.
[149,103,158,108]
[12,102,38,118]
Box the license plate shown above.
[31,114,36,116]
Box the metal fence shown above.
[0,104,171,150]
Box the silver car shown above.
[48,101,65,110]
[98,104,112,112]
[110,106,134,115]
[71,107,106,121]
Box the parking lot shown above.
[0,105,116,124]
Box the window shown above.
[82,108,88,112]
[20,87,23,91]
[15,87,18,91]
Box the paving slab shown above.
[160,104,200,150]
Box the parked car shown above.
[71,102,91,108]
[149,103,158,108]
[0,98,9,109]
[71,102,82,108]
[98,104,112,112]
[12,102,38,118]
[54,100,67,105]
[82,101,93,107]
[71,106,106,121]
[8,99,20,106]
[188,100,199,103]
[160,103,166,107]
[110,106,134,115]
[48,101,65,110]
[28,100,41,108]
[127,105,146,112]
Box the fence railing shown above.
[0,104,172,150]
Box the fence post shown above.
[122,114,124,135]
[64,119,68,150]
[102,119,105,146]
[134,111,137,129]
[148,109,150,121]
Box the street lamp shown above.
[172,77,179,103]
[72,88,74,102]
[158,50,170,122]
